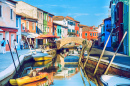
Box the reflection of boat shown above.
[23,78,48,86]
[101,75,130,86]
[64,56,79,63]
[64,64,78,68]
[9,73,48,86]
[33,53,53,61]
[34,59,52,67]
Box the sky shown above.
[15,0,111,27]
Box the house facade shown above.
[75,21,80,37]
[82,26,98,40]
[16,1,38,48]
[104,17,112,47]
[0,0,18,52]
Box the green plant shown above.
[46,42,51,46]
[111,42,118,48]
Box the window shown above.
[41,13,42,19]
[16,18,18,27]
[68,21,70,24]
[10,9,13,19]
[60,29,61,34]
[85,33,87,36]
[48,27,49,32]
[51,27,53,33]
[44,15,46,20]
[22,23,25,30]
[48,16,49,21]
[95,33,96,36]
[93,33,94,36]
[0,5,2,17]
[32,22,35,30]
[90,33,92,36]
[97,33,98,36]
[37,12,39,18]
[77,31,78,34]
[26,21,29,30]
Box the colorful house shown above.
[82,26,98,41]
[53,16,68,38]
[104,17,112,47]
[79,24,86,38]
[16,1,38,48]
[47,13,54,35]
[0,0,18,52]
[75,21,80,37]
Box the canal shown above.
[6,48,128,86]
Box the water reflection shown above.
[9,51,103,86]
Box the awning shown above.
[36,34,60,39]
[21,32,39,38]
[0,26,18,32]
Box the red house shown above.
[75,21,80,37]
[82,26,98,40]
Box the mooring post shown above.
[7,40,19,77]
[26,37,32,54]
[15,46,21,69]
[104,31,127,75]
[83,40,95,68]
[94,28,114,75]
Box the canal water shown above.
[6,50,104,86]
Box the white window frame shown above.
[32,22,35,30]
[10,9,13,20]
[22,23,25,30]
[26,21,29,30]
[46,15,47,20]
[0,5,2,18]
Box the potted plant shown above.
[111,42,118,51]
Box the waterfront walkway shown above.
[89,46,130,66]
[0,49,31,72]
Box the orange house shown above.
[47,13,54,35]
[75,21,80,37]
[82,26,98,40]
[17,13,37,47]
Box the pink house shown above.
[0,0,18,51]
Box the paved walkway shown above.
[89,46,130,66]
[0,49,31,72]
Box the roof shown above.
[79,24,87,27]
[37,8,54,16]
[53,16,65,21]
[7,0,17,4]
[66,16,80,23]
[53,22,68,27]
[16,12,38,20]
[104,17,111,21]
[82,26,98,32]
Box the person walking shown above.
[19,39,24,50]
[12,39,18,53]
[1,38,6,54]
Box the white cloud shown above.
[103,6,109,8]
[68,13,89,18]
[95,13,108,16]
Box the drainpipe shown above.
[129,0,130,56]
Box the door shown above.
[11,34,14,47]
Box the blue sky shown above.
[15,0,111,27]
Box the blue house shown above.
[16,15,22,50]
[104,17,112,47]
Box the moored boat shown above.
[9,72,48,86]
[32,53,53,61]
[64,56,79,64]
[101,74,130,86]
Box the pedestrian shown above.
[19,39,24,50]
[12,39,18,53]
[1,38,6,54]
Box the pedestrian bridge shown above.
[56,37,85,49]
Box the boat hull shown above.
[10,73,48,86]
[33,56,52,61]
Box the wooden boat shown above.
[101,74,130,86]
[23,78,48,86]
[9,72,48,86]
[32,53,53,61]
[34,59,52,67]
[64,56,79,63]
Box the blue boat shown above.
[64,56,79,63]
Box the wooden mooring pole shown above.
[26,37,32,54]
[104,31,127,74]
[94,28,114,75]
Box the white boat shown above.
[101,74,130,86]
